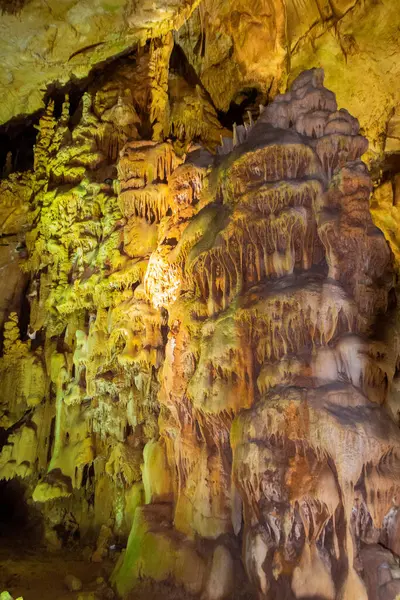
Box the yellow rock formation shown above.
[0,3,400,600]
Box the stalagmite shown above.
[1,28,400,599]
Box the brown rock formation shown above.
[0,0,399,170]
[1,59,400,600]
[1,0,400,594]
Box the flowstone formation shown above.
[1,66,400,600]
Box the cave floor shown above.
[0,545,114,600]
[0,545,209,600]
[0,545,257,600]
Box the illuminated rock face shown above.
[1,63,400,600]
[176,0,400,163]
[0,0,201,125]
[1,0,400,169]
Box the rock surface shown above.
[64,574,83,592]
[0,0,399,168]
[1,2,400,598]
[176,0,400,161]
[0,0,201,124]
[0,61,400,599]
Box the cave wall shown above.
[1,2,400,600]
[175,0,400,159]
[2,0,400,161]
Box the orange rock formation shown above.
[0,16,400,598]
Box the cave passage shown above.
[0,479,43,545]
[0,118,39,177]
[218,87,263,129]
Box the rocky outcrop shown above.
[0,173,31,335]
[176,0,400,163]
[0,0,201,124]
[0,0,400,174]
[1,62,400,600]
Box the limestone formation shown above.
[1,0,400,594]
[0,0,399,170]
[0,0,202,124]
[1,59,400,600]
[176,0,400,163]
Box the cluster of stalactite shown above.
[1,65,400,600]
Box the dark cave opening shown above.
[19,280,31,342]
[0,427,7,450]
[44,81,87,122]
[370,151,400,188]
[0,115,39,176]
[218,87,263,129]
[169,43,202,88]
[0,0,29,15]
[0,479,43,545]
[0,44,143,178]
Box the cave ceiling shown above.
[0,0,399,162]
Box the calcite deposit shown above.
[2,0,400,164]
[1,4,400,598]
[0,61,399,599]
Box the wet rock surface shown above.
[1,11,400,596]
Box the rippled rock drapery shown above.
[1,64,400,600]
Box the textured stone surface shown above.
[64,574,83,592]
[287,0,400,160]
[0,0,399,168]
[0,0,200,124]
[176,0,400,162]
[1,1,400,598]
[0,173,31,331]
[1,62,400,599]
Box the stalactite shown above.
[1,60,400,600]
